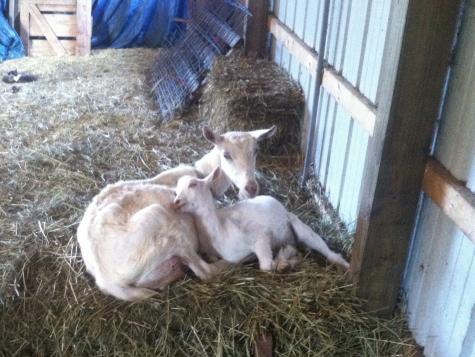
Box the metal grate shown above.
[151,0,251,122]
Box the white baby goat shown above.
[173,168,350,271]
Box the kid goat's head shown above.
[173,168,221,213]
[202,125,277,199]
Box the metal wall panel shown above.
[270,1,474,355]
[403,2,475,355]
[270,0,390,228]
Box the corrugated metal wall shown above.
[269,1,474,356]
[270,0,390,229]
[403,2,475,356]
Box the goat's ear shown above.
[203,126,223,145]
[205,167,221,186]
[250,125,277,142]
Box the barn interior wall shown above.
[270,0,390,229]
[269,2,474,355]
[403,1,475,355]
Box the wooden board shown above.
[268,15,318,72]
[29,38,76,56]
[28,2,67,55]
[36,3,76,12]
[322,68,376,136]
[350,0,463,317]
[30,13,77,37]
[20,0,91,56]
[423,158,475,244]
[76,0,91,55]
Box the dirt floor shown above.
[0,48,417,356]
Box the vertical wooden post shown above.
[351,0,462,317]
[19,1,30,54]
[245,0,269,58]
[76,0,92,56]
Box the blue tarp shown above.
[0,0,186,61]
[0,0,24,61]
[92,0,187,48]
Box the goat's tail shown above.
[287,212,350,270]
[99,281,157,301]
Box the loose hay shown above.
[0,49,415,356]
[200,51,305,153]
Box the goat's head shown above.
[202,125,277,199]
[173,168,221,213]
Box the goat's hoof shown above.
[275,260,290,273]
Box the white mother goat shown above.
[173,168,350,271]
[77,126,276,301]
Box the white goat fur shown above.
[77,126,276,301]
[174,168,350,271]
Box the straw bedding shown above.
[0,49,416,356]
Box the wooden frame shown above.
[350,0,462,316]
[268,15,377,136]
[423,158,475,244]
[20,0,91,56]
[244,0,269,58]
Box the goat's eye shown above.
[189,182,197,188]
[223,152,232,161]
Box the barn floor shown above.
[0,49,415,356]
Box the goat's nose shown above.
[172,199,181,210]
[245,181,258,196]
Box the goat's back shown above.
[77,181,198,299]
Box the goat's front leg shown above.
[254,235,274,272]
[181,249,230,280]
[274,245,301,272]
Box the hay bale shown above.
[199,51,304,153]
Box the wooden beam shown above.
[29,13,78,37]
[268,15,317,72]
[28,3,67,55]
[19,1,30,53]
[76,0,92,55]
[37,3,76,12]
[29,38,76,57]
[351,0,462,317]
[28,0,76,4]
[268,15,377,136]
[322,68,377,136]
[245,0,269,58]
[423,158,475,244]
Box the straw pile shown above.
[200,51,304,153]
[0,49,417,356]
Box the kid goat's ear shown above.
[249,125,277,142]
[202,126,223,145]
[205,167,221,186]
